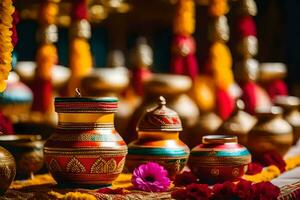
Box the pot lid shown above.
[55,89,118,113]
[137,96,182,132]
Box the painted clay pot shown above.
[275,96,300,145]
[126,96,190,179]
[189,112,222,148]
[189,135,251,184]
[248,106,293,157]
[127,74,199,145]
[0,135,44,179]
[44,96,127,187]
[216,100,257,146]
[0,146,16,195]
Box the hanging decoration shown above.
[67,0,93,96]
[0,0,15,92]
[32,0,59,113]
[234,0,271,114]
[206,0,235,120]
[170,0,198,80]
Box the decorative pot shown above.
[81,67,135,137]
[0,72,33,123]
[127,74,199,145]
[126,96,190,179]
[0,135,43,179]
[189,135,251,184]
[216,100,257,146]
[275,96,300,145]
[189,112,222,148]
[248,106,293,157]
[0,146,16,195]
[44,95,127,187]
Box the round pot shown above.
[44,97,127,188]
[189,135,251,184]
[0,135,43,180]
[126,96,190,179]
[0,146,16,195]
[248,106,293,157]
[275,96,300,145]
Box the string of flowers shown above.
[32,0,58,113]
[206,0,235,120]
[67,0,92,95]
[0,0,15,92]
[170,0,198,80]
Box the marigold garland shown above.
[68,38,92,95]
[173,0,195,36]
[209,0,229,17]
[38,0,58,25]
[36,44,58,80]
[209,42,234,90]
[0,0,15,92]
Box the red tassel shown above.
[241,81,257,114]
[32,78,53,113]
[265,80,288,100]
[0,112,14,135]
[171,35,198,80]
[11,9,19,47]
[216,87,234,120]
[132,67,152,96]
[236,16,257,38]
[72,0,88,20]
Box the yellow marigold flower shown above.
[36,44,58,80]
[209,42,234,90]
[173,0,195,35]
[209,0,229,17]
[64,192,97,200]
[39,2,58,25]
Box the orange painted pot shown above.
[189,135,251,184]
[44,97,127,188]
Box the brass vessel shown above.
[248,106,293,157]
[275,96,300,145]
[0,146,16,195]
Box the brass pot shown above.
[216,100,257,146]
[248,106,293,157]
[0,146,16,195]
[275,96,300,145]
[0,135,44,179]
[127,74,199,145]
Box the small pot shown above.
[275,96,300,145]
[0,135,44,179]
[189,135,251,184]
[248,106,293,157]
[0,146,16,195]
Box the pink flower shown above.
[174,171,198,187]
[246,162,263,175]
[212,181,236,200]
[131,162,171,192]
[235,179,252,200]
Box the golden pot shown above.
[0,146,16,195]
[275,96,300,145]
[248,106,293,157]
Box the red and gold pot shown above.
[44,94,127,188]
[189,135,251,184]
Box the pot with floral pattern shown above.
[0,146,16,195]
[189,135,251,184]
[44,92,127,187]
[126,96,190,179]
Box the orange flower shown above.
[36,44,58,80]
[209,0,229,17]
[173,0,195,36]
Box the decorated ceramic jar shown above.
[248,106,293,157]
[275,96,300,145]
[189,135,251,184]
[44,94,127,187]
[0,146,16,195]
[0,135,43,179]
[216,100,257,146]
[126,96,190,179]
